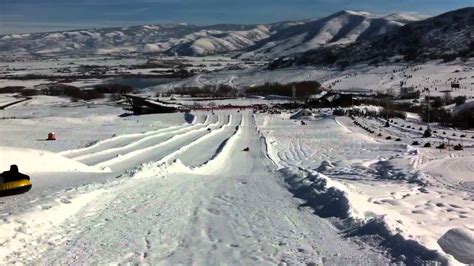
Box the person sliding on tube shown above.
[0,165,30,183]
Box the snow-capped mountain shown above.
[270,7,474,68]
[0,10,415,58]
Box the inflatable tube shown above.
[0,179,32,197]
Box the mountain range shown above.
[0,10,416,58]
[1,7,472,66]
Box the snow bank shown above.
[438,228,474,264]
[280,168,351,219]
[0,146,106,173]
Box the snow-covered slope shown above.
[166,25,270,56]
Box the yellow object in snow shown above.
[0,179,32,197]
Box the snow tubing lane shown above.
[0,179,32,197]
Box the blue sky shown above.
[0,0,472,34]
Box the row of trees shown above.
[420,107,474,129]
[166,84,238,98]
[1,83,135,102]
[358,96,472,129]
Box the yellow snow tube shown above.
[0,179,32,197]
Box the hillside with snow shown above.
[270,7,474,68]
[238,10,416,59]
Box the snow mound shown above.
[438,227,474,264]
[0,146,106,173]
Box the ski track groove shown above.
[93,115,223,171]
[170,114,243,167]
[179,115,243,167]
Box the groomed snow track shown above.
[0,111,392,265]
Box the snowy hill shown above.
[166,25,271,56]
[270,7,474,68]
[0,10,414,58]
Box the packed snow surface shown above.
[257,112,474,264]
[0,94,472,264]
[0,99,392,264]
